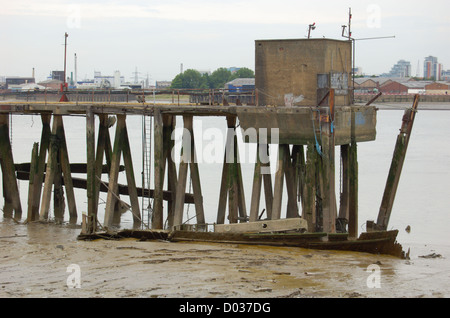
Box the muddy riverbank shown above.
[0,220,448,298]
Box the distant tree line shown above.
[170,67,254,90]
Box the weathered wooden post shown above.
[373,95,419,231]
[153,107,164,229]
[217,116,247,224]
[320,89,337,233]
[104,114,141,229]
[27,114,51,222]
[86,106,96,233]
[173,115,206,229]
[0,114,22,220]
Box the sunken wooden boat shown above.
[167,229,404,258]
[78,218,405,258]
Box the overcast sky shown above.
[1,0,449,83]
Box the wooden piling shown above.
[319,90,337,233]
[27,114,51,222]
[249,143,263,222]
[26,143,39,222]
[103,114,140,228]
[303,143,317,231]
[55,115,77,224]
[153,108,164,229]
[0,114,22,220]
[217,116,246,224]
[173,115,205,229]
[348,141,358,238]
[271,144,286,220]
[285,145,299,219]
[39,117,59,221]
[375,95,419,231]
[86,106,96,233]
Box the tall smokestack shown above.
[74,53,78,85]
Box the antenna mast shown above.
[60,32,69,102]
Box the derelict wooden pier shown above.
[0,96,374,236]
[0,39,416,257]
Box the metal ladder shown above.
[141,114,153,228]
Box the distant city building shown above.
[38,79,63,90]
[51,71,65,81]
[352,67,363,76]
[93,71,125,88]
[225,78,255,92]
[156,81,172,89]
[441,70,450,81]
[5,76,35,89]
[381,60,411,78]
[424,56,442,80]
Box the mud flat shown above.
[1,220,449,298]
